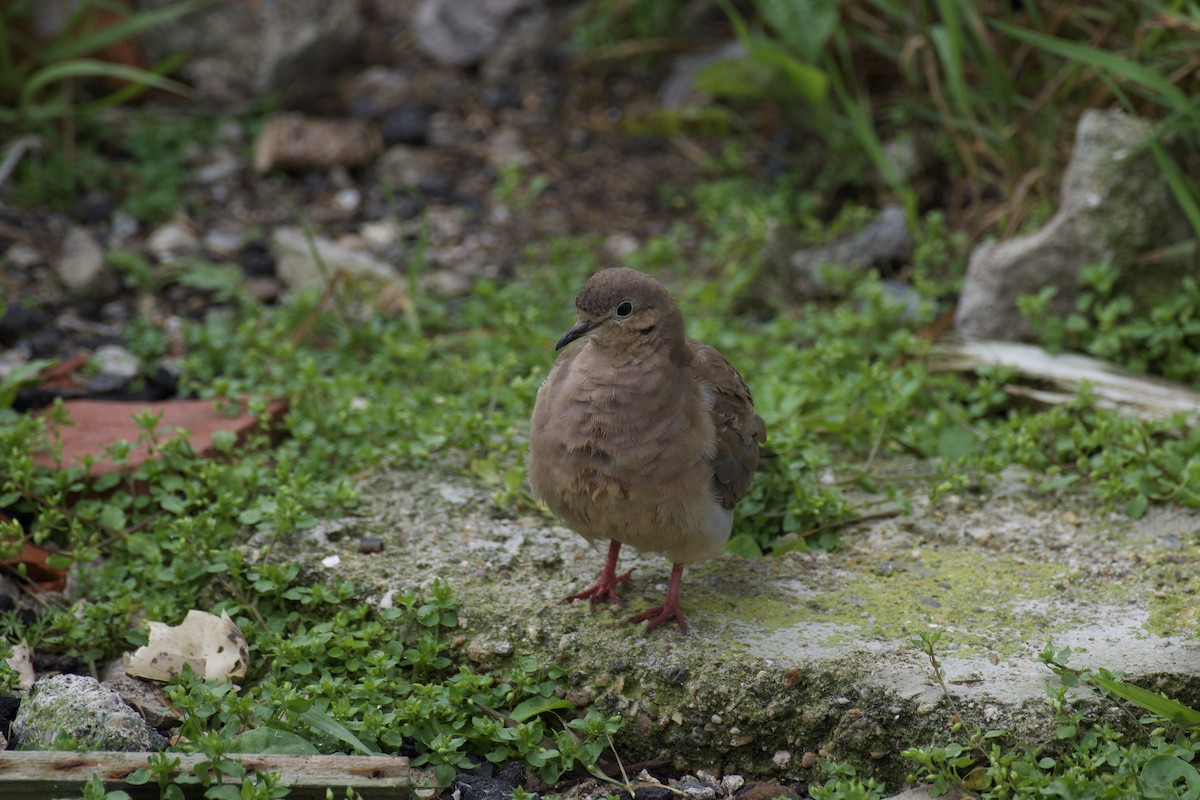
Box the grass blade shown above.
[991,19,1200,125]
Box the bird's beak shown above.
[556,319,601,350]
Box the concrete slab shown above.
[275,461,1200,787]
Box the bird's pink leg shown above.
[629,562,688,633]
[564,540,632,606]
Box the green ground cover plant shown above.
[894,634,1200,799]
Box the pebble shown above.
[5,242,41,268]
[378,143,439,189]
[55,226,107,291]
[203,229,242,258]
[381,101,433,146]
[253,113,383,174]
[679,781,715,800]
[345,66,413,119]
[91,344,140,379]
[195,157,243,184]
[111,211,140,245]
[238,242,275,277]
[147,220,201,263]
[71,190,116,224]
[721,775,745,794]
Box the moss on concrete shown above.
[269,460,1200,787]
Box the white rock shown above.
[147,221,200,263]
[91,344,140,379]
[271,226,399,290]
[56,226,106,291]
[5,242,41,268]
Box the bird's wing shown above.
[689,340,767,509]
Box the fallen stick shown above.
[0,751,416,800]
[928,339,1200,422]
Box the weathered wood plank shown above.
[0,751,414,800]
[928,339,1200,421]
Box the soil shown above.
[0,4,762,399]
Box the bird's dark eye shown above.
[615,300,634,319]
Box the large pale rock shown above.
[13,674,166,751]
[956,109,1191,340]
[135,0,364,103]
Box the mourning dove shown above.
[528,268,767,633]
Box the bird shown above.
[528,267,766,633]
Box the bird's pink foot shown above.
[629,600,688,633]
[563,540,630,606]
[629,562,689,633]
[565,568,632,606]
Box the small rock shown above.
[604,232,639,260]
[737,781,799,800]
[381,101,433,146]
[678,781,716,800]
[55,225,107,292]
[662,664,689,685]
[4,242,41,268]
[377,144,440,191]
[239,242,275,277]
[333,187,362,214]
[71,190,116,224]
[195,157,243,184]
[217,119,245,145]
[254,113,383,174]
[203,229,243,258]
[147,220,201,263]
[245,276,282,303]
[359,537,384,554]
[483,83,521,111]
[100,300,133,323]
[111,211,140,245]
[13,674,167,751]
[720,775,745,794]
[414,0,540,68]
[360,220,400,248]
[91,344,140,380]
[782,204,913,298]
[271,226,399,290]
[345,66,413,119]
[486,124,533,169]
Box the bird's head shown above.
[555,268,686,359]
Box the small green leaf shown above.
[1125,493,1149,519]
[298,708,377,755]
[229,727,321,755]
[98,504,127,531]
[509,695,574,723]
[724,533,763,557]
[1087,673,1200,727]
